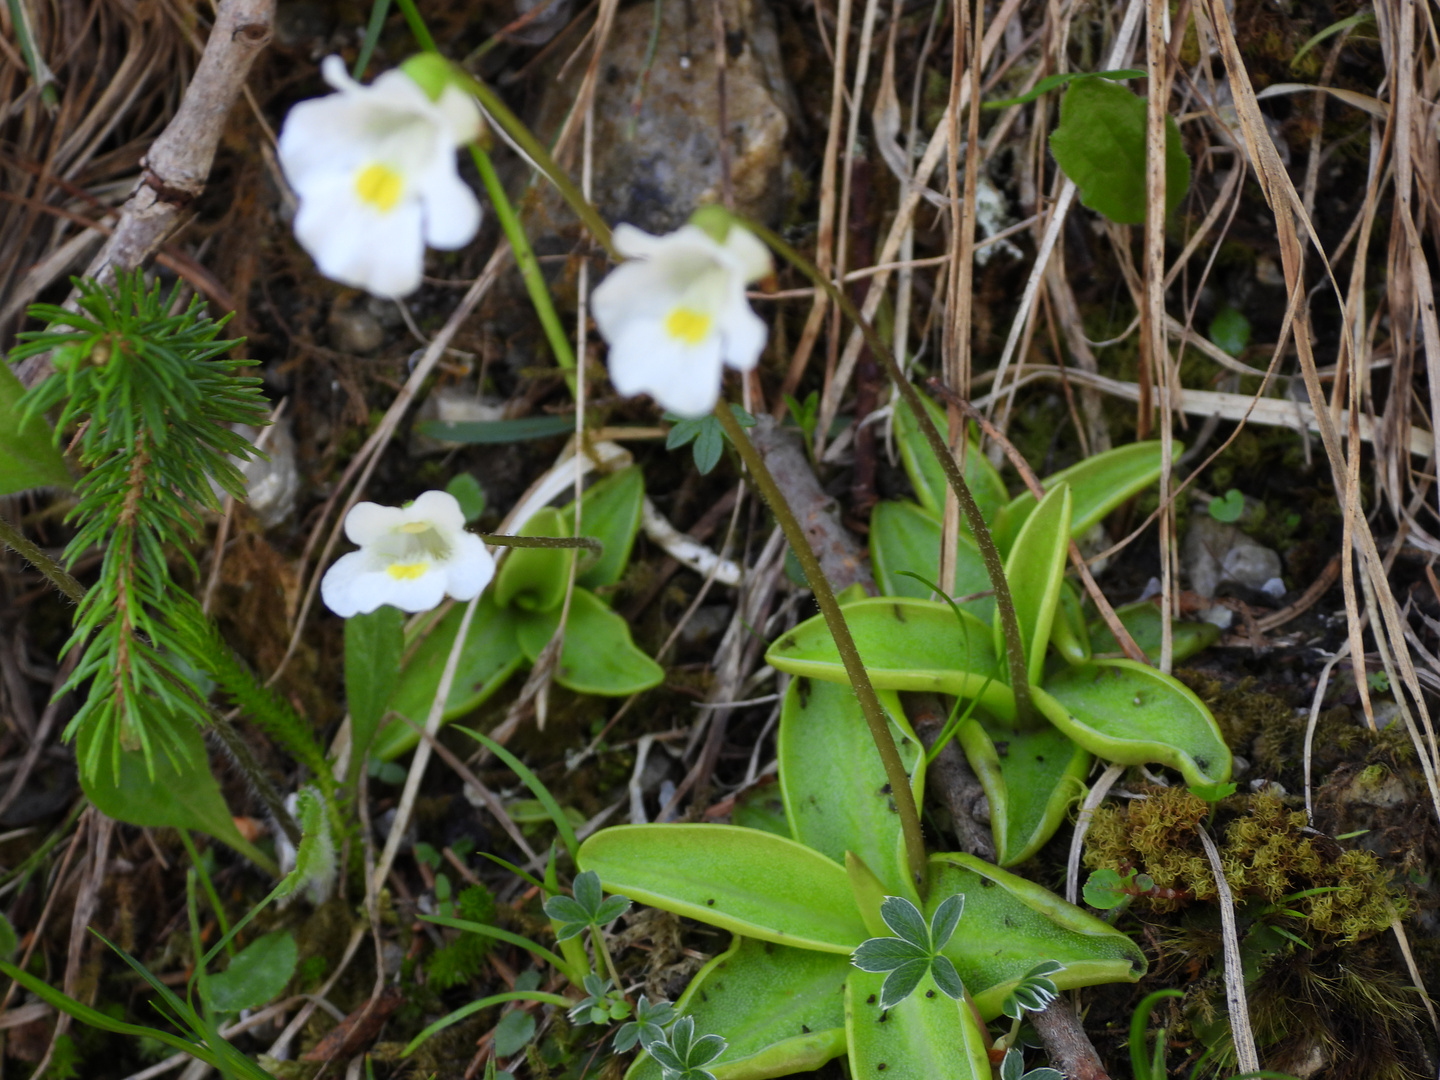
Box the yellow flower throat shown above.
[355,163,404,213]
[664,307,712,346]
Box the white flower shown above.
[278,55,483,299]
[591,221,771,418]
[321,490,494,617]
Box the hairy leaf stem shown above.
[713,404,928,893]
[0,513,84,604]
[476,533,600,556]
[736,216,1034,724]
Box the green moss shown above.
[1085,790,1404,941]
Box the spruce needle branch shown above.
[736,215,1034,723]
[714,403,928,892]
[0,514,85,604]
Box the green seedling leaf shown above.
[997,482,1071,685]
[401,988,575,1057]
[1209,488,1245,523]
[345,605,403,786]
[767,597,1012,720]
[783,391,821,445]
[985,68,1144,109]
[779,678,923,897]
[1129,987,1185,1080]
[1050,579,1091,665]
[845,968,991,1080]
[667,406,755,475]
[0,913,16,962]
[0,362,70,495]
[1087,600,1219,664]
[1036,660,1232,786]
[514,586,664,695]
[424,915,579,982]
[869,500,995,622]
[957,716,1090,866]
[0,955,274,1080]
[558,465,645,589]
[893,396,1007,523]
[458,727,580,861]
[205,930,297,1013]
[493,1008,536,1057]
[76,712,275,874]
[416,415,576,443]
[494,507,575,613]
[1292,10,1376,68]
[375,593,525,759]
[579,825,868,953]
[624,938,849,1080]
[1208,304,1251,357]
[1082,868,1131,909]
[927,854,1146,1019]
[445,472,487,521]
[1049,76,1191,225]
[992,442,1170,553]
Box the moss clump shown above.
[1084,786,1212,912]
[1086,791,1405,941]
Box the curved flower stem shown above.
[387,0,614,256]
[714,404,928,894]
[470,145,577,387]
[459,77,617,260]
[734,216,1034,725]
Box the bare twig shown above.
[1028,998,1112,1080]
[15,0,274,387]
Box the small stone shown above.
[328,298,385,354]
[1183,515,1283,599]
[679,605,732,648]
[529,0,798,235]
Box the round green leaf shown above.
[494,507,574,612]
[579,825,868,953]
[1048,76,1192,225]
[1035,660,1232,785]
[514,587,663,696]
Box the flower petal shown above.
[719,292,767,372]
[591,259,686,339]
[607,318,724,418]
[344,501,405,545]
[320,551,372,617]
[723,225,772,283]
[417,161,482,250]
[407,489,467,532]
[434,85,482,144]
[294,173,426,297]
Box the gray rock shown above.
[1183,515,1284,598]
[328,298,384,354]
[531,0,798,235]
